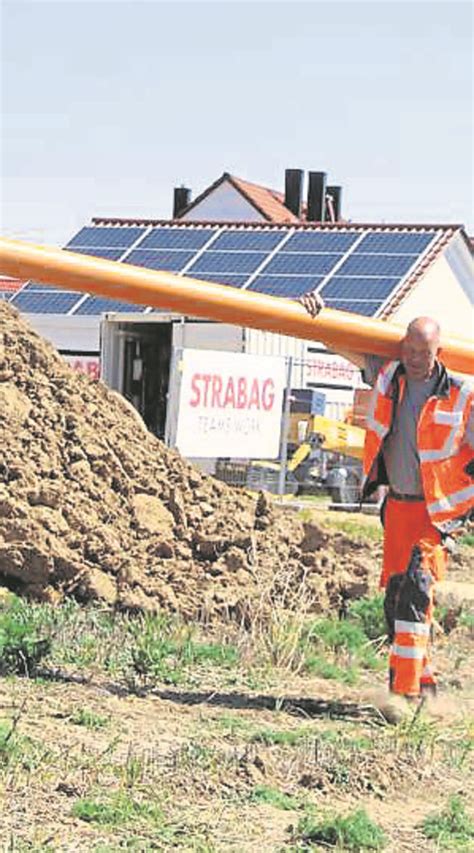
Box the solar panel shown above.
[354,231,436,254]
[248,276,324,297]
[11,291,81,314]
[324,299,382,316]
[188,251,266,275]
[65,248,124,261]
[336,253,415,277]
[66,226,146,249]
[210,231,285,251]
[320,276,399,300]
[262,253,342,276]
[283,232,359,253]
[15,223,435,320]
[125,249,195,271]
[74,296,147,315]
[139,228,217,250]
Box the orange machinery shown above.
[0,237,472,375]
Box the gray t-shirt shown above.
[363,356,474,496]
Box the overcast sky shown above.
[2,0,472,246]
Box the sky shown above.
[1,0,473,247]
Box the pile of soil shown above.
[0,302,376,619]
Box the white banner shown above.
[175,349,286,458]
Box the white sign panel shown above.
[63,354,100,381]
[304,353,364,389]
[175,349,286,458]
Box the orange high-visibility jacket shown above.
[362,360,474,534]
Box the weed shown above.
[0,718,50,771]
[73,791,159,825]
[459,532,474,547]
[250,784,300,810]
[299,616,383,684]
[252,726,313,747]
[348,594,386,640]
[0,596,51,676]
[459,610,474,633]
[293,807,387,850]
[130,613,239,685]
[70,708,109,729]
[422,795,474,849]
[304,653,359,684]
[323,517,382,544]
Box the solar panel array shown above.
[9,225,439,318]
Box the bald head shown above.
[406,316,441,343]
[402,316,441,380]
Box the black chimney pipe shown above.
[173,186,192,218]
[307,171,327,222]
[326,186,342,222]
[284,169,304,217]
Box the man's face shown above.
[401,331,439,381]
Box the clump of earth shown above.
[0,302,377,620]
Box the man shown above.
[300,291,474,702]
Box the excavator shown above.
[245,413,366,500]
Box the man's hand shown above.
[299,290,325,318]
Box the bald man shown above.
[301,292,474,704]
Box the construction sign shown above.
[175,349,286,458]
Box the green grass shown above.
[322,517,383,544]
[129,613,239,685]
[459,532,474,548]
[293,807,387,850]
[348,594,386,640]
[299,614,384,684]
[0,719,51,771]
[0,595,51,676]
[70,708,109,729]
[421,796,474,849]
[250,784,300,811]
[71,790,185,844]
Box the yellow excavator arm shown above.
[308,415,365,460]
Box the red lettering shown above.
[211,375,223,407]
[248,378,260,410]
[237,377,247,409]
[201,374,212,407]
[189,373,201,407]
[223,377,236,407]
[261,379,275,411]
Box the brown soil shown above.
[0,302,377,619]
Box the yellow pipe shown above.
[0,237,472,374]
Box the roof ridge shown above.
[90,216,464,233]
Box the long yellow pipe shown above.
[0,237,472,374]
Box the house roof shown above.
[0,277,25,293]
[10,218,472,326]
[174,172,302,223]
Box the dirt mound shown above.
[0,302,376,619]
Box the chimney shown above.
[284,168,304,217]
[307,171,327,221]
[326,186,342,222]
[173,186,191,218]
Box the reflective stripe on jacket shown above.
[362,359,474,533]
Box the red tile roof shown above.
[168,172,301,223]
[226,174,301,223]
[0,277,25,293]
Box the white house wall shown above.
[23,314,101,353]
[391,249,474,338]
[181,182,265,222]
